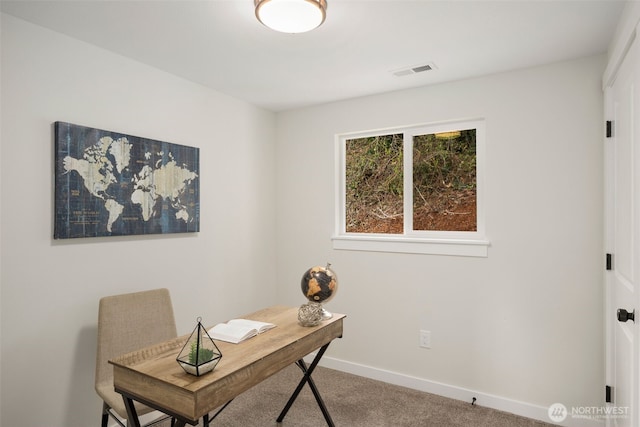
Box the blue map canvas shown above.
[54,122,200,239]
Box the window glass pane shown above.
[345,134,403,233]
[412,129,476,231]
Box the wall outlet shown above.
[419,330,431,349]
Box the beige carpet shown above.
[154,365,553,427]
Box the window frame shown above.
[333,119,489,257]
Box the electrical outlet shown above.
[419,330,431,349]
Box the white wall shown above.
[275,55,605,420]
[0,10,4,424]
[0,14,277,427]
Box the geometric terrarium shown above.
[176,318,222,376]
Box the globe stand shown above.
[320,307,333,320]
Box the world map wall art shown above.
[54,122,200,239]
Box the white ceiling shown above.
[1,0,627,112]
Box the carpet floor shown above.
[153,365,554,427]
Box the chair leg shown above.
[101,402,109,427]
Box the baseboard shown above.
[311,355,604,427]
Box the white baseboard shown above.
[310,355,604,427]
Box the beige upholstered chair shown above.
[95,288,178,427]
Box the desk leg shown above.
[122,396,141,427]
[276,343,334,427]
[203,399,234,426]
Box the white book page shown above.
[208,323,257,344]
[227,318,276,333]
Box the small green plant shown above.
[188,341,214,364]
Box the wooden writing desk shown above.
[110,305,345,427]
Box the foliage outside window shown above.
[345,134,404,233]
[412,129,477,232]
[334,120,488,257]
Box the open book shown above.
[208,318,276,344]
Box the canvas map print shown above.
[54,122,200,239]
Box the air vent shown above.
[392,63,437,77]
[412,65,432,73]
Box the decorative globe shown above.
[300,263,338,320]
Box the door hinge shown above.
[606,121,613,138]
[606,253,613,271]
[606,385,612,403]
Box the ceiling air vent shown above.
[391,63,437,77]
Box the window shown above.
[333,119,488,257]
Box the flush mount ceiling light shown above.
[255,0,327,33]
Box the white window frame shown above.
[333,119,489,257]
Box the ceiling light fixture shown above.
[255,0,327,34]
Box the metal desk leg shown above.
[122,396,142,427]
[203,399,234,426]
[276,343,334,427]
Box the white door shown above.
[605,28,640,427]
